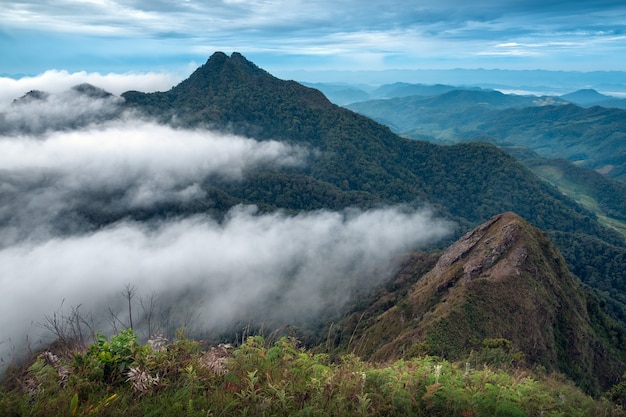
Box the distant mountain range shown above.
[302,78,626,109]
[344,87,626,182]
[285,67,626,96]
[300,81,488,105]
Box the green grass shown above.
[1,330,623,416]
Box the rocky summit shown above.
[341,212,626,395]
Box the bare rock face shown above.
[348,212,625,394]
[403,213,584,364]
[430,213,530,281]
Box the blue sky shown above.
[1,0,626,78]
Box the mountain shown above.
[505,146,626,226]
[347,89,564,137]
[298,81,495,106]
[70,83,114,99]
[6,52,624,323]
[12,89,50,104]
[334,212,626,395]
[284,68,626,95]
[371,82,459,98]
[120,53,595,228]
[592,97,626,110]
[11,83,113,105]
[347,88,626,182]
[493,148,626,321]
[4,52,626,405]
[8,52,625,356]
[299,82,371,105]
[561,89,613,106]
[1,83,123,135]
[477,104,626,181]
[119,52,626,324]
[561,89,626,109]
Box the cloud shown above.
[0,63,455,371]
[0,86,124,134]
[0,70,180,109]
[0,119,309,247]
[0,92,454,367]
[0,205,451,364]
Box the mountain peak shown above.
[203,51,266,73]
[70,83,113,98]
[122,51,333,138]
[429,211,548,281]
[344,212,626,394]
[561,88,611,105]
[179,51,270,91]
[12,89,49,105]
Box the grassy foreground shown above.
[1,330,624,416]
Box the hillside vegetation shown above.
[346,90,626,182]
[1,331,624,416]
[327,213,626,396]
[121,53,623,243]
[341,84,626,323]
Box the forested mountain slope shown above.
[347,90,626,182]
[121,52,626,322]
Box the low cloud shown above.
[0,205,451,364]
[0,87,453,369]
[0,70,180,110]
[0,119,308,247]
[0,87,125,134]
[0,71,180,134]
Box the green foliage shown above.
[87,329,141,382]
[482,338,513,351]
[514,153,626,225]
[1,330,623,416]
[605,373,626,409]
[467,339,526,371]
[355,92,626,184]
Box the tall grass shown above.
[1,330,623,416]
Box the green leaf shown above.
[70,393,79,416]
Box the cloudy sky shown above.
[1,0,626,78]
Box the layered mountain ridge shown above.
[120,53,626,318]
[4,52,626,397]
[121,53,618,238]
[346,86,626,182]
